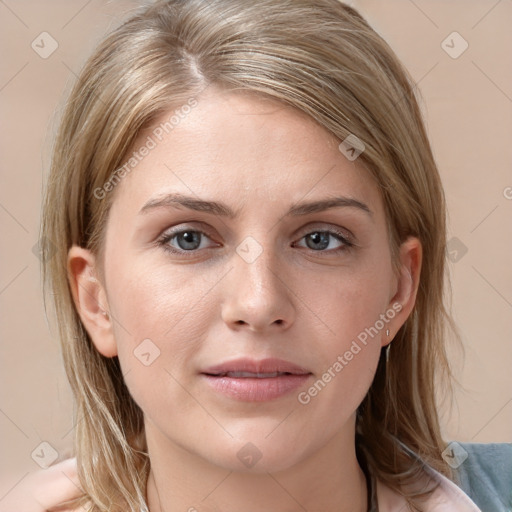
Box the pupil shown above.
[178,231,200,250]
[307,232,329,250]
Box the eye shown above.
[157,228,217,254]
[294,229,353,253]
[156,225,354,257]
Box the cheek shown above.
[295,258,390,403]
[295,279,385,432]
[105,259,217,396]
[311,259,391,347]
[106,261,219,425]
[108,258,216,339]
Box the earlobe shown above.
[67,245,117,357]
[384,237,422,345]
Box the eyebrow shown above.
[139,192,372,218]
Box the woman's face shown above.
[70,87,419,473]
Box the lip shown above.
[200,357,312,402]
[201,357,311,376]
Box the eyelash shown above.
[156,225,354,257]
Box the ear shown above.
[67,245,117,357]
[383,236,422,347]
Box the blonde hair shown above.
[41,0,459,510]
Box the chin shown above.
[203,436,307,474]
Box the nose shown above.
[221,241,296,333]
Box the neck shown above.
[144,419,367,512]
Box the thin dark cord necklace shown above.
[146,472,379,512]
[359,445,379,512]
[147,467,379,512]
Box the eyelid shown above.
[296,221,354,242]
[159,221,353,241]
[159,221,216,239]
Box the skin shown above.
[67,87,421,511]
[0,458,84,512]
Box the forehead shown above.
[107,87,381,220]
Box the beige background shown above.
[1,0,511,497]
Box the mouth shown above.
[203,371,298,378]
[200,358,312,401]
[201,357,311,376]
